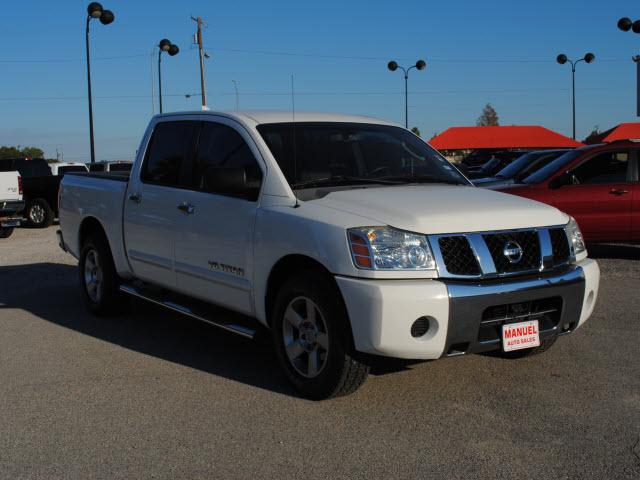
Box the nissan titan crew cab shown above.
[57,111,600,399]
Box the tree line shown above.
[0,146,45,160]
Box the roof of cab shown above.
[155,110,397,127]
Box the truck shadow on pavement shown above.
[587,243,640,260]
[0,262,416,398]
[0,262,300,397]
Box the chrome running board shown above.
[119,284,257,339]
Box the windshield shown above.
[522,149,585,184]
[108,163,132,172]
[495,151,564,179]
[257,122,468,189]
[494,152,540,179]
[58,166,88,175]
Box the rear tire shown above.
[271,271,369,400]
[79,233,127,315]
[0,227,14,238]
[26,198,53,228]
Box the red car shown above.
[494,141,640,243]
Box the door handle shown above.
[177,202,195,214]
[128,192,142,203]
[609,188,629,196]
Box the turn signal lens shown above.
[565,217,586,258]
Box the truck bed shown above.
[58,172,130,270]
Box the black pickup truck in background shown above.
[0,158,61,228]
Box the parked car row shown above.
[0,159,131,230]
[494,141,640,243]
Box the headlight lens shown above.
[565,217,586,256]
[348,226,436,270]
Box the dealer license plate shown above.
[502,320,540,352]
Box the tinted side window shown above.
[191,122,262,196]
[141,121,196,187]
[572,150,629,185]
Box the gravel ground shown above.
[0,226,639,479]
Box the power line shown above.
[0,53,149,64]
[205,46,631,64]
[0,85,629,103]
[0,48,631,65]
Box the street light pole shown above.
[617,17,640,116]
[191,16,208,110]
[232,80,239,110]
[157,39,179,114]
[556,53,595,140]
[387,59,426,129]
[85,2,114,164]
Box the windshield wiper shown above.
[291,175,403,189]
[376,174,468,186]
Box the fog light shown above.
[411,317,430,338]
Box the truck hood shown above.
[311,185,567,234]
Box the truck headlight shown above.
[565,217,586,257]
[348,226,436,270]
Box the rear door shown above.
[123,120,198,288]
[551,148,633,242]
[172,118,264,315]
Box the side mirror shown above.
[549,172,575,189]
[203,167,252,196]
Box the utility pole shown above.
[191,16,208,110]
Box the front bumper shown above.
[336,258,599,360]
[0,200,24,227]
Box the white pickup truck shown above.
[58,111,600,399]
[0,171,24,238]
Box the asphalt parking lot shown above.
[0,226,639,479]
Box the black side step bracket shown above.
[119,284,258,339]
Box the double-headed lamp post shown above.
[556,52,595,140]
[617,17,640,116]
[158,39,179,114]
[387,59,426,129]
[85,2,114,164]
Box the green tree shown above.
[0,145,44,159]
[411,126,421,137]
[476,103,500,126]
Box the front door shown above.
[173,118,264,315]
[551,148,633,242]
[123,120,198,288]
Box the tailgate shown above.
[0,172,21,201]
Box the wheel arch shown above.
[78,216,108,250]
[264,254,338,328]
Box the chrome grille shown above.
[482,231,540,273]
[430,225,570,279]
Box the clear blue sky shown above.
[1,0,639,161]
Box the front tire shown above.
[0,227,14,238]
[79,234,126,315]
[26,198,53,228]
[271,271,369,399]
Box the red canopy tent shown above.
[429,126,583,150]
[586,122,640,144]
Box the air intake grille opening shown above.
[549,228,570,265]
[438,236,481,276]
[410,317,431,338]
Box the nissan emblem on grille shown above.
[503,241,524,264]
